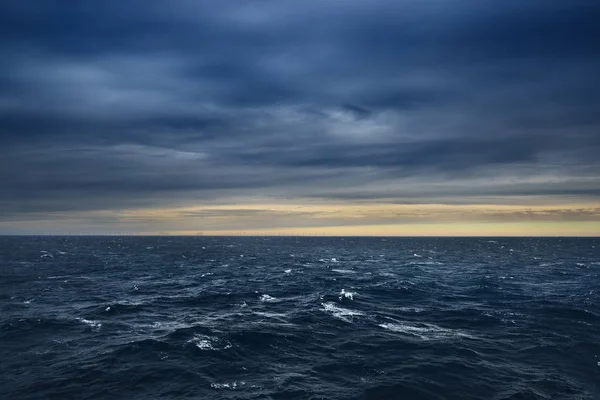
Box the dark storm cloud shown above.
[1,0,599,219]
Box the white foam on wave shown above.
[378,322,474,340]
[339,289,356,300]
[211,381,245,390]
[540,262,563,267]
[150,321,192,331]
[119,299,146,306]
[253,311,289,320]
[77,318,102,329]
[188,334,232,351]
[24,298,34,304]
[284,269,292,274]
[260,294,278,302]
[397,306,425,313]
[322,302,364,322]
[415,260,444,266]
[331,269,355,274]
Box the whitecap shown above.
[540,262,562,267]
[24,298,34,304]
[260,294,278,302]
[148,320,194,332]
[253,311,289,320]
[413,253,422,257]
[339,289,356,301]
[396,307,425,313]
[211,381,245,390]
[331,269,355,274]
[378,322,474,340]
[284,269,292,274]
[322,302,364,322]
[119,299,146,306]
[188,334,232,351]
[415,260,444,266]
[77,318,102,329]
[331,258,338,262]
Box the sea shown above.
[1,236,599,399]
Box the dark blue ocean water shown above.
[1,236,599,399]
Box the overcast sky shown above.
[1,0,599,235]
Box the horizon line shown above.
[1,234,598,238]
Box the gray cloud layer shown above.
[1,0,599,222]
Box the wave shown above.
[339,289,356,300]
[76,318,102,330]
[378,321,475,341]
[2,236,598,400]
[211,381,245,390]
[322,302,364,323]
[187,334,232,351]
[260,294,278,302]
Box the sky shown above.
[0,0,599,236]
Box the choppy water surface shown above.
[1,236,599,399]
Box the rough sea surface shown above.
[1,236,599,399]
